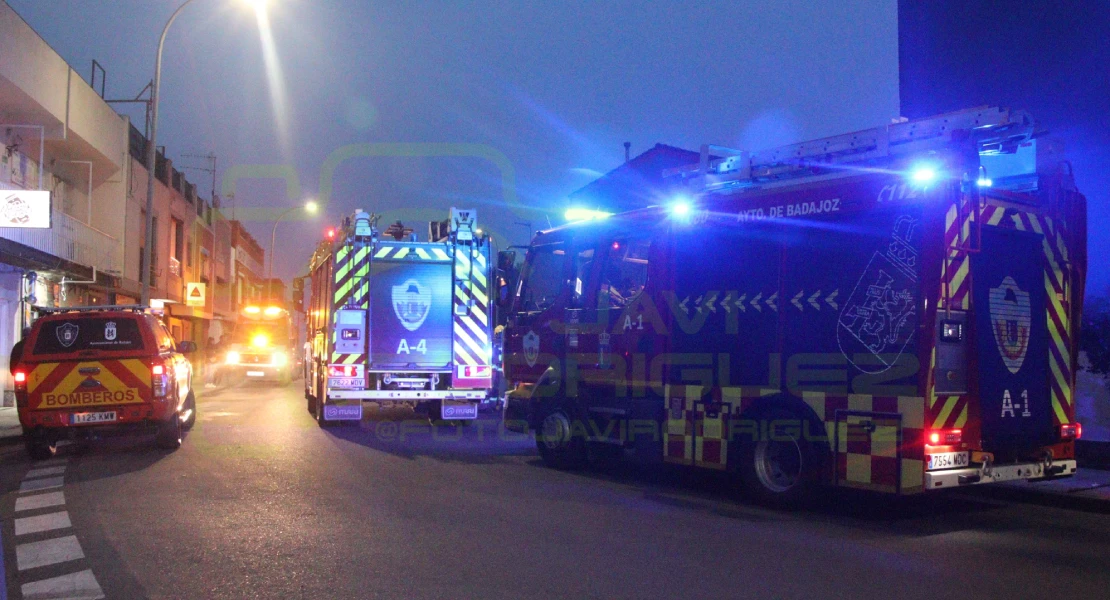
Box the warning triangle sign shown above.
[190,286,202,298]
[186,282,206,307]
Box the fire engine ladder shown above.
[673,106,1037,194]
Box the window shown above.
[572,246,596,307]
[601,238,651,308]
[172,218,185,263]
[31,317,145,355]
[517,242,565,312]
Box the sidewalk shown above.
[0,406,21,446]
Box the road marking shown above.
[20,569,104,600]
[19,477,63,494]
[24,466,67,480]
[15,536,84,571]
[14,512,71,537]
[15,492,66,513]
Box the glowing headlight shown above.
[251,333,271,349]
[272,352,288,366]
[226,351,241,365]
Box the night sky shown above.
[9,0,899,282]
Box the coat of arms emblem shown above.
[523,330,540,367]
[105,321,117,341]
[392,279,431,332]
[57,323,79,348]
[989,276,1032,374]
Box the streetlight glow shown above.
[305,200,319,214]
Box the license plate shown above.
[71,411,117,425]
[246,371,266,377]
[927,451,969,471]
[323,404,362,420]
[328,377,362,388]
[441,401,478,420]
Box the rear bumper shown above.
[925,459,1078,490]
[327,389,487,401]
[224,364,288,380]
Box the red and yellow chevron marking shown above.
[27,359,150,410]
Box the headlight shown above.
[272,352,288,366]
[226,351,241,365]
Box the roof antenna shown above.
[624,142,631,163]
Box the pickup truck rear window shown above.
[31,318,146,355]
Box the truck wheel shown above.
[181,391,197,431]
[155,412,183,450]
[535,405,587,470]
[737,410,817,506]
[25,436,58,461]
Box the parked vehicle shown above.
[222,305,296,385]
[503,107,1086,504]
[304,208,495,425]
[14,305,197,459]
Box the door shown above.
[504,240,570,387]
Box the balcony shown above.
[0,207,121,274]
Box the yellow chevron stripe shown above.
[335,260,353,283]
[474,251,487,268]
[394,247,409,259]
[433,248,450,260]
[121,359,151,385]
[415,248,430,259]
[455,326,487,361]
[932,396,958,429]
[945,204,957,230]
[337,246,350,261]
[453,341,478,366]
[949,260,969,297]
[1028,217,1043,235]
[1051,396,1068,425]
[343,354,361,365]
[460,315,489,343]
[375,247,391,259]
[471,285,489,307]
[455,287,468,304]
[986,207,1006,226]
[953,403,968,428]
[472,269,488,288]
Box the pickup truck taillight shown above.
[152,363,169,398]
[14,370,27,407]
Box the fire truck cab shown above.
[504,107,1086,503]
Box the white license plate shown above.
[328,377,362,388]
[441,401,478,420]
[927,451,969,471]
[246,371,266,377]
[71,411,117,425]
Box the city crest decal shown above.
[392,279,431,332]
[57,323,79,348]
[989,276,1031,374]
[523,330,539,367]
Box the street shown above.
[1,383,1108,600]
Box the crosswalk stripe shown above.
[15,492,66,513]
[19,477,64,494]
[16,535,84,571]
[25,466,67,480]
[20,568,104,600]
[15,511,72,537]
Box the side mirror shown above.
[177,341,198,354]
[497,250,517,271]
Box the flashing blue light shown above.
[565,207,613,222]
[911,166,938,183]
[670,201,692,217]
[977,178,993,188]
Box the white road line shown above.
[15,492,66,513]
[14,512,71,537]
[20,569,104,600]
[19,477,64,494]
[24,466,67,480]
[15,535,84,571]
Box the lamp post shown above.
[268,201,317,301]
[141,0,273,305]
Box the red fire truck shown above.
[304,208,495,425]
[503,107,1086,503]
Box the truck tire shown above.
[535,404,587,470]
[737,408,818,506]
[316,396,335,428]
[155,412,183,450]
[181,391,197,431]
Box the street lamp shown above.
[140,0,272,305]
[268,201,318,301]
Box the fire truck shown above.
[222,305,296,385]
[503,107,1086,504]
[304,208,495,425]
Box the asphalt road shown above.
[3,382,1110,600]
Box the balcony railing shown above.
[0,209,121,274]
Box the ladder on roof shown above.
[672,106,1036,193]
